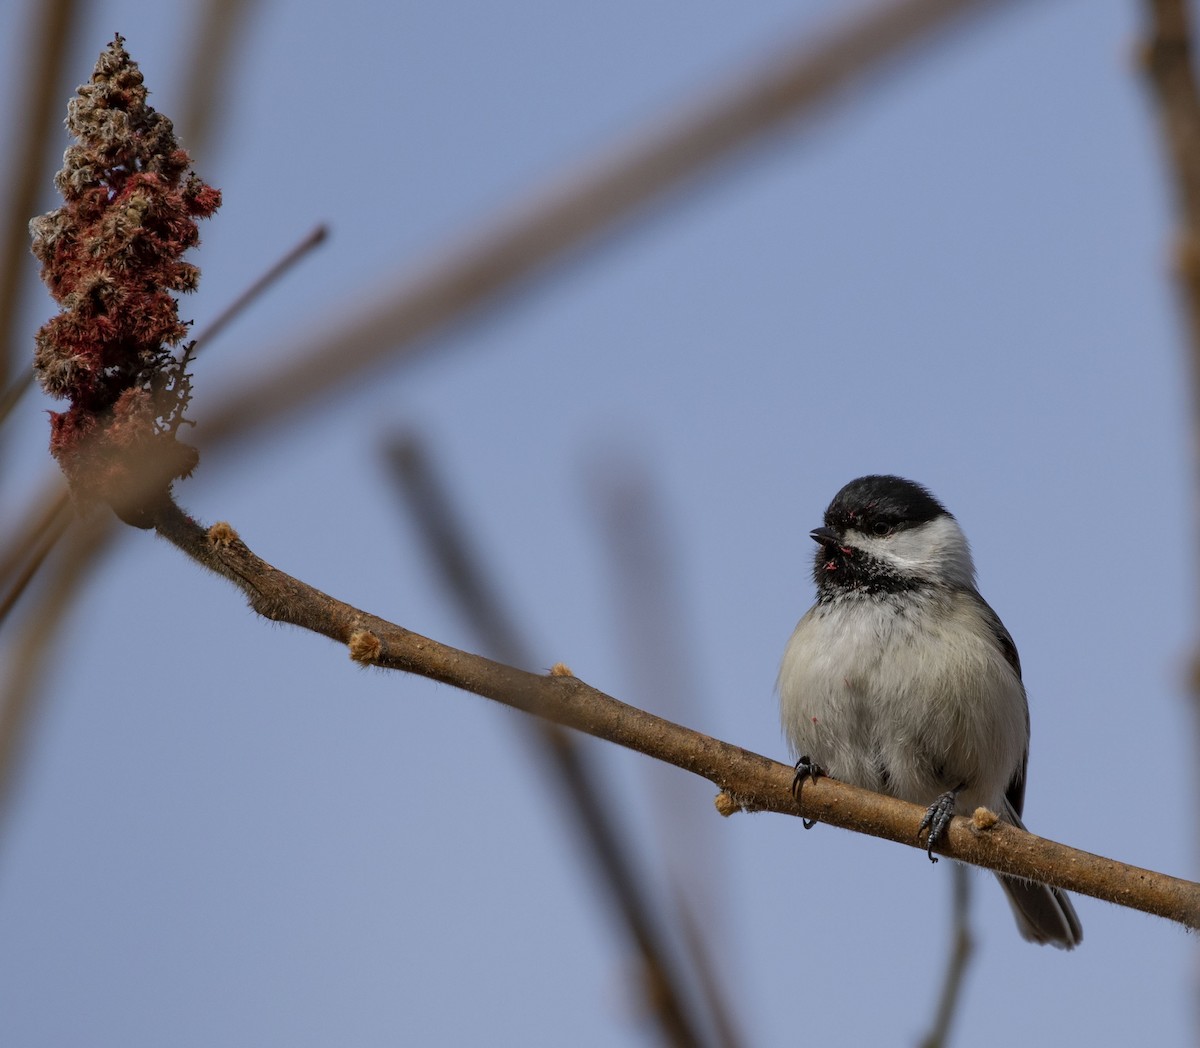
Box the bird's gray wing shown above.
[970,589,1029,820]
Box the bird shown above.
[777,474,1081,948]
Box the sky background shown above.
[0,0,1195,1045]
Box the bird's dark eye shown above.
[871,521,892,537]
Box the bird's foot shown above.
[791,756,825,829]
[917,789,960,863]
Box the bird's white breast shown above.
[778,588,1027,813]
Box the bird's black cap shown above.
[823,475,950,532]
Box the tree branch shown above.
[150,498,1200,933]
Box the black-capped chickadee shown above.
[778,475,1081,948]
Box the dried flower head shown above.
[30,34,221,527]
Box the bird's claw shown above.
[917,789,959,863]
[791,756,825,829]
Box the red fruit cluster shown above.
[30,34,221,525]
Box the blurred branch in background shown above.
[150,497,1200,931]
[384,435,736,1048]
[0,0,79,397]
[0,516,111,849]
[1140,0,1200,1030]
[176,0,262,158]
[918,863,974,1048]
[586,453,742,1048]
[196,0,1024,454]
[0,493,70,629]
[0,487,70,620]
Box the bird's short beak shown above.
[810,526,839,546]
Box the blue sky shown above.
[0,1,1195,1045]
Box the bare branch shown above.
[150,498,1200,933]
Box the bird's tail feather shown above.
[996,873,1082,949]
[996,800,1083,949]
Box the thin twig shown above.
[918,864,974,1048]
[149,497,1200,931]
[196,0,1023,454]
[191,224,328,351]
[384,435,709,1048]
